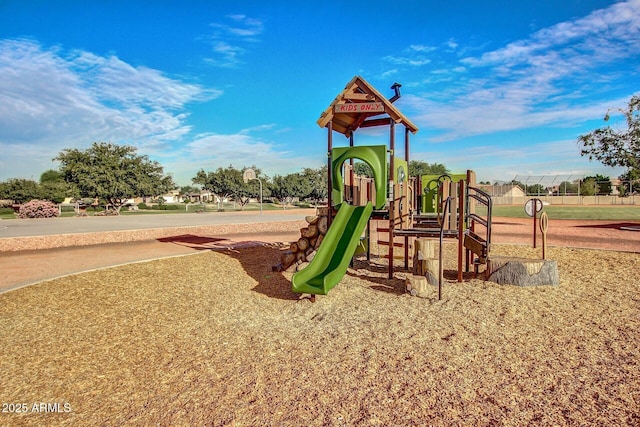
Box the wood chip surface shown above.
[0,242,638,426]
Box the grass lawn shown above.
[485,204,640,220]
[2,203,638,221]
[0,202,307,219]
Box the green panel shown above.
[332,145,387,209]
[420,173,466,214]
[292,202,373,295]
[394,158,408,184]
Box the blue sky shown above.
[1,0,638,186]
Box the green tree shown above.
[0,178,41,203]
[236,166,267,210]
[409,160,449,177]
[300,166,327,206]
[579,95,640,171]
[55,142,175,214]
[353,161,373,178]
[193,166,251,209]
[580,177,597,196]
[583,174,612,195]
[526,184,546,196]
[178,185,199,203]
[270,173,308,209]
[39,169,77,203]
[556,181,579,195]
[619,168,640,194]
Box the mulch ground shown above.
[1,237,639,425]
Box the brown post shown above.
[349,133,354,204]
[457,179,466,282]
[405,127,412,265]
[327,121,333,227]
[405,127,410,162]
[533,210,537,249]
[388,121,395,279]
[404,126,416,214]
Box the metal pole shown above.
[533,209,537,248]
[258,177,263,214]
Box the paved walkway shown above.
[0,209,314,238]
[1,211,638,295]
[0,209,314,294]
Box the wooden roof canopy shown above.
[317,75,419,138]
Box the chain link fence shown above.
[479,174,639,205]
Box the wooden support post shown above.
[405,127,410,163]
[533,210,538,249]
[413,239,439,285]
[457,179,466,282]
[327,121,333,228]
[366,219,371,261]
[349,133,354,203]
[388,121,395,279]
[404,236,409,271]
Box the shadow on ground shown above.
[575,222,640,230]
[158,234,299,301]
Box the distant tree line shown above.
[0,142,332,212]
[6,98,638,214]
[1,142,459,213]
[506,174,615,196]
[191,165,328,210]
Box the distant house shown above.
[187,191,213,203]
[161,190,181,204]
[476,184,525,198]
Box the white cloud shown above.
[163,129,324,184]
[411,138,625,184]
[403,0,640,142]
[0,39,219,180]
[382,44,437,67]
[205,14,264,67]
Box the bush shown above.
[137,202,148,210]
[18,199,60,219]
[0,207,15,215]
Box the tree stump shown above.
[487,256,559,286]
[406,274,431,298]
[413,238,435,262]
[413,239,439,285]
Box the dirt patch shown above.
[0,242,638,425]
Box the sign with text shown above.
[334,102,384,113]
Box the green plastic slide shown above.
[292,202,373,295]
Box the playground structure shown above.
[291,76,494,298]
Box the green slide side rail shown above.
[292,202,373,295]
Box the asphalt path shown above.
[0,210,313,238]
